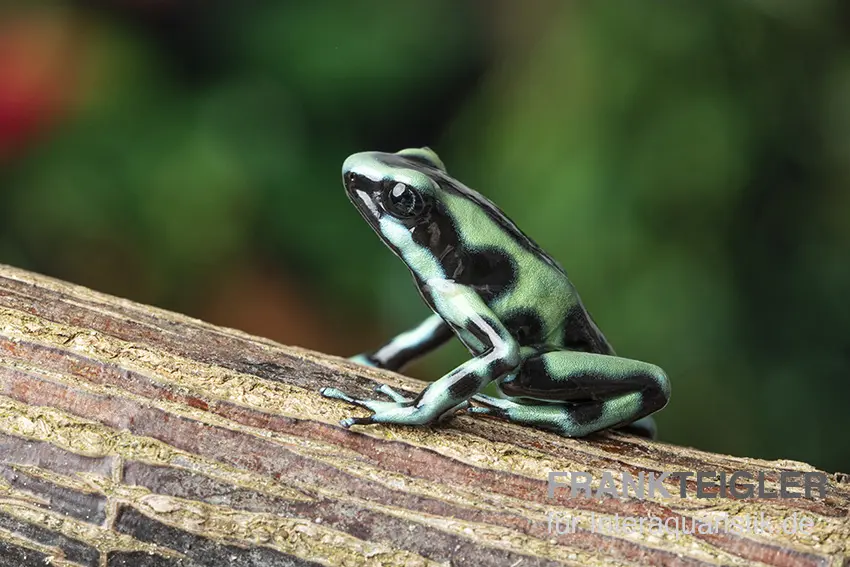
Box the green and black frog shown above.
[320,148,670,438]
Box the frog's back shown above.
[492,253,615,356]
[438,178,614,355]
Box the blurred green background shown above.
[1,1,848,473]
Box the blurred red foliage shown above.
[0,11,85,160]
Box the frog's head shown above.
[342,147,530,289]
[342,148,445,224]
[341,148,463,274]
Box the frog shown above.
[320,147,670,438]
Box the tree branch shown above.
[0,264,846,567]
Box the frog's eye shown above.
[382,182,424,218]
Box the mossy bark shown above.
[0,264,846,567]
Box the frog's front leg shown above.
[349,313,452,371]
[323,280,520,428]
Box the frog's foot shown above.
[373,384,412,403]
[320,385,468,428]
[320,384,414,428]
[467,395,587,434]
[467,393,516,419]
[320,385,411,408]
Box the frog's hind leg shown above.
[468,350,669,438]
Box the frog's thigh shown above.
[478,350,668,437]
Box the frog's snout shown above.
[343,170,369,194]
[342,167,383,221]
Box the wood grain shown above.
[0,264,846,566]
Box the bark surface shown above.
[0,264,846,567]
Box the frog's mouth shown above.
[343,171,384,226]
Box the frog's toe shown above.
[467,405,509,419]
[374,384,412,403]
[322,386,410,416]
[436,400,470,422]
[340,416,374,428]
[320,387,356,403]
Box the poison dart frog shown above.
[320,148,670,438]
